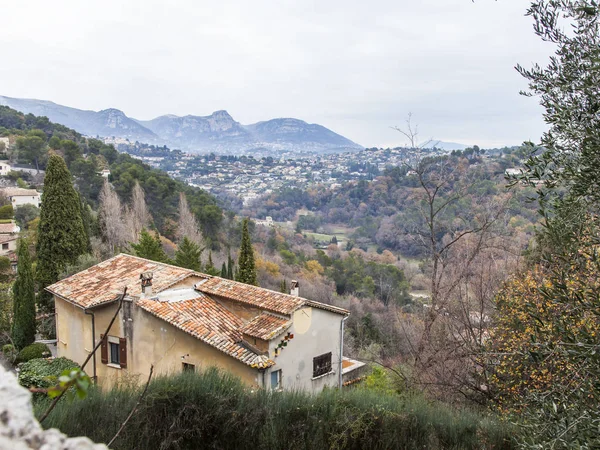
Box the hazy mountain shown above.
[0,96,158,142]
[0,95,362,153]
[136,110,252,151]
[245,118,361,152]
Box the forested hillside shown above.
[244,147,539,258]
[0,105,222,240]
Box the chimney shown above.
[140,271,153,297]
[290,280,299,297]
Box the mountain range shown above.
[0,96,362,154]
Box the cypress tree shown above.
[36,153,87,311]
[79,194,93,254]
[204,251,219,276]
[280,279,288,294]
[227,250,234,280]
[236,218,257,286]
[174,237,202,271]
[220,262,227,278]
[12,239,36,350]
[131,229,170,263]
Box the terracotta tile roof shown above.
[2,188,39,197]
[240,313,291,340]
[137,294,274,368]
[195,278,305,315]
[0,222,18,234]
[46,253,207,309]
[0,234,17,244]
[304,300,349,316]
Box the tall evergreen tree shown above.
[236,218,257,286]
[204,251,220,276]
[174,237,202,271]
[220,262,227,278]
[36,153,87,311]
[79,194,92,254]
[227,250,234,280]
[131,229,170,263]
[12,239,36,350]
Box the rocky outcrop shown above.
[0,364,107,450]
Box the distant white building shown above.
[255,216,274,227]
[2,188,41,208]
[505,168,522,176]
[0,161,11,176]
[99,168,111,178]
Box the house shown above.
[1,188,41,208]
[0,161,11,176]
[255,216,274,227]
[46,254,365,391]
[0,234,18,256]
[0,221,20,235]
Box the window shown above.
[100,334,127,368]
[271,369,281,389]
[182,362,195,372]
[313,352,332,378]
[2,243,8,250]
[110,342,120,365]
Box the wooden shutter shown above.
[100,334,108,364]
[119,337,127,368]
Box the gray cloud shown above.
[0,0,551,148]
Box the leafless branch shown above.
[107,364,154,447]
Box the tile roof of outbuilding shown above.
[2,188,40,197]
[137,294,274,368]
[239,313,291,340]
[0,222,19,234]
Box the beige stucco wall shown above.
[55,297,94,369]
[11,195,40,208]
[0,239,16,256]
[55,295,260,390]
[265,306,344,393]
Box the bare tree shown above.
[124,181,151,241]
[392,115,514,399]
[178,192,205,247]
[98,180,127,255]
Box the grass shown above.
[35,368,516,450]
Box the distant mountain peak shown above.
[0,95,362,153]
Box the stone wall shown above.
[0,364,107,450]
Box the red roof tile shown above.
[240,313,291,340]
[46,254,207,309]
[195,278,305,315]
[137,293,274,368]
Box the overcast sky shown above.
[0,0,552,148]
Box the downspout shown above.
[84,309,97,383]
[339,315,349,389]
[259,368,266,389]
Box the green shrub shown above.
[36,368,515,450]
[18,357,79,389]
[0,204,13,220]
[16,343,51,364]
